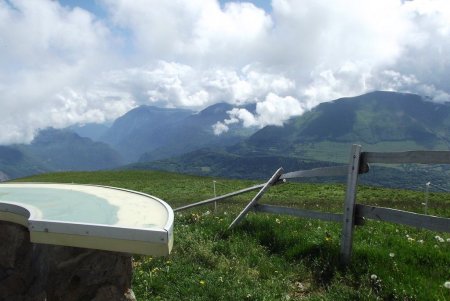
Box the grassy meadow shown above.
[16,170,450,300]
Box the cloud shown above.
[1,0,450,143]
[102,0,272,66]
[0,0,129,144]
[84,61,297,109]
[213,93,304,134]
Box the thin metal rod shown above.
[174,183,265,212]
[228,168,284,229]
[280,165,348,180]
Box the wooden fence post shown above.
[340,144,362,266]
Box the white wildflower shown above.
[418,240,424,244]
[435,235,444,243]
[389,252,395,258]
[370,274,378,280]
[444,281,450,289]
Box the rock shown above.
[0,221,136,301]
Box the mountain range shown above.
[130,91,450,188]
[99,102,258,162]
[232,91,450,162]
[0,129,123,179]
[0,103,258,179]
[2,91,450,188]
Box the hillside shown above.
[25,128,124,171]
[100,105,194,161]
[0,128,123,179]
[130,148,337,180]
[0,145,50,180]
[3,90,450,184]
[100,103,258,162]
[138,103,257,162]
[232,91,450,163]
[134,91,450,188]
[14,170,450,300]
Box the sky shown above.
[1,0,450,143]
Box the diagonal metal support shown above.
[228,167,284,230]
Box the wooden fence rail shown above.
[174,145,450,266]
[356,204,450,233]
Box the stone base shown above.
[0,221,136,301]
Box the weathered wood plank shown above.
[340,144,362,266]
[174,184,265,212]
[356,204,450,233]
[253,204,342,222]
[228,168,284,230]
[362,151,450,164]
[280,165,348,180]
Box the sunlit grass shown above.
[17,170,450,300]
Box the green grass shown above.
[15,170,450,300]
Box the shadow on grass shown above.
[235,217,343,286]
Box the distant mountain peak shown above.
[197,102,234,116]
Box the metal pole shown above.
[425,182,430,215]
[213,180,217,212]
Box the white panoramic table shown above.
[0,183,173,256]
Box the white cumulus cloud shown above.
[213,93,304,135]
[1,0,450,143]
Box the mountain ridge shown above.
[3,91,450,186]
[230,91,450,163]
[0,128,123,179]
[131,91,450,188]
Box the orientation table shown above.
[0,183,174,256]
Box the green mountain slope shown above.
[232,91,450,163]
[130,148,336,180]
[0,145,50,180]
[134,91,450,188]
[0,128,124,179]
[28,128,124,171]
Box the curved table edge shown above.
[0,184,174,256]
